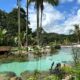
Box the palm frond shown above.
[44,0,59,6]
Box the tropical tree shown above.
[0,28,7,45]
[26,0,29,51]
[17,0,21,50]
[28,0,59,46]
[0,10,7,29]
[17,0,25,54]
[74,24,80,43]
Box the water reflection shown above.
[27,49,59,61]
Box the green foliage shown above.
[0,7,79,46]
[0,28,7,45]
[27,76,37,80]
[61,66,73,74]
[0,8,32,46]
[34,70,40,76]
[74,24,80,43]
[61,64,80,80]
[44,75,59,80]
[41,33,75,45]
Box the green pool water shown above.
[0,48,73,75]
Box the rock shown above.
[54,45,61,49]
[62,75,72,80]
[0,72,16,80]
[10,77,17,80]
[61,63,71,68]
[0,75,4,80]
[5,72,16,77]
[10,77,22,80]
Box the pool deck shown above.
[61,44,80,48]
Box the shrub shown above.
[44,75,59,80]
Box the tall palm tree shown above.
[74,24,80,44]
[39,0,43,46]
[17,0,21,52]
[29,0,59,46]
[26,0,29,51]
[40,0,59,46]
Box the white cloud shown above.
[29,3,65,32]
[28,2,80,34]
[53,9,80,34]
[77,0,80,4]
[60,0,74,3]
[41,8,80,34]
[42,3,65,26]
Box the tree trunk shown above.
[26,0,28,51]
[17,0,21,51]
[37,6,40,46]
[40,9,43,46]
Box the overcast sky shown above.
[0,0,80,34]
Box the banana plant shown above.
[0,28,7,45]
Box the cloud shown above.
[60,0,74,3]
[29,3,65,32]
[41,8,80,34]
[64,9,80,32]
[27,1,80,34]
[52,9,80,34]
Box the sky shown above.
[0,0,80,34]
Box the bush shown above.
[44,75,59,80]
[61,66,73,74]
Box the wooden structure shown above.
[0,46,11,54]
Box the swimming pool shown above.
[0,47,73,75]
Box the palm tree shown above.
[17,0,21,52]
[25,0,29,51]
[28,0,59,71]
[74,24,80,44]
[29,0,59,46]
[39,0,43,46]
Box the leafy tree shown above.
[0,8,32,46]
[74,24,80,43]
[0,28,7,45]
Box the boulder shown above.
[0,72,16,80]
[10,77,22,80]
